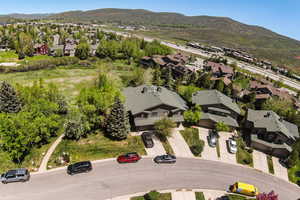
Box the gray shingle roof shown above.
[201,112,239,127]
[123,85,188,115]
[192,90,241,114]
[247,109,299,140]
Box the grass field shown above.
[48,133,146,168]
[180,127,205,157]
[0,51,18,63]
[195,192,205,200]
[236,138,253,167]
[130,192,172,200]
[267,155,275,174]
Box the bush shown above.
[216,122,230,132]
[190,142,204,156]
[144,191,160,200]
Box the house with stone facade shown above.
[123,85,188,131]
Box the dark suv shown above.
[67,161,92,175]
[141,132,154,148]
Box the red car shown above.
[117,152,141,163]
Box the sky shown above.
[1,0,300,40]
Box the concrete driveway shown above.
[172,191,196,200]
[253,150,269,173]
[218,132,237,164]
[145,135,166,156]
[273,157,289,181]
[197,127,219,161]
[168,129,194,157]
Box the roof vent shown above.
[264,112,271,118]
[142,87,148,93]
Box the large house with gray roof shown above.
[245,109,299,158]
[191,90,241,129]
[123,85,188,131]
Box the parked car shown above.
[67,161,92,175]
[117,152,141,163]
[141,132,154,148]
[154,154,176,164]
[208,129,218,147]
[1,168,30,184]
[227,138,237,154]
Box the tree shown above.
[215,80,225,92]
[164,67,174,90]
[64,110,89,140]
[75,42,90,60]
[287,149,299,168]
[144,190,160,200]
[15,32,34,59]
[0,82,22,113]
[183,105,202,124]
[216,122,230,132]
[197,73,212,89]
[178,85,202,102]
[154,118,176,141]
[152,66,163,86]
[106,97,130,140]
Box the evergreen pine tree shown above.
[106,97,130,140]
[164,67,174,90]
[0,81,22,113]
[152,66,162,86]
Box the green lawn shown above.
[195,192,205,200]
[130,192,172,200]
[267,155,275,174]
[161,139,174,155]
[0,135,59,172]
[288,160,300,184]
[236,138,253,167]
[0,50,18,62]
[48,132,146,168]
[180,127,205,157]
[226,194,254,200]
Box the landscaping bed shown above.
[288,160,300,184]
[180,127,205,157]
[47,133,146,168]
[131,191,172,200]
[195,192,205,200]
[236,137,253,167]
[267,155,274,174]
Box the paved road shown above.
[0,158,299,200]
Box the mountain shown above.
[4,8,300,68]
[7,13,52,19]
[49,8,300,68]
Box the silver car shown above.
[1,168,30,184]
[227,139,237,154]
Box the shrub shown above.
[216,122,230,132]
[144,190,160,200]
[190,141,205,156]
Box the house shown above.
[64,44,76,57]
[123,85,188,131]
[204,61,234,79]
[245,109,299,158]
[34,44,49,55]
[191,90,241,129]
[140,53,193,78]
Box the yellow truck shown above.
[230,182,259,197]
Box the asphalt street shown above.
[0,158,299,200]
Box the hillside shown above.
[48,8,300,68]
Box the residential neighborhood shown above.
[0,2,300,200]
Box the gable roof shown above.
[247,109,299,140]
[205,61,233,75]
[192,90,241,114]
[123,85,188,115]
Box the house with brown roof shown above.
[204,61,234,79]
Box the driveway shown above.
[197,127,219,161]
[0,158,299,200]
[145,135,166,156]
[172,191,196,200]
[253,150,269,173]
[273,157,289,181]
[168,129,194,157]
[218,132,237,164]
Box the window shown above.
[151,112,158,117]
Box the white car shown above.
[227,139,237,154]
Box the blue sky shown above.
[1,0,300,40]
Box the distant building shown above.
[34,44,49,55]
[123,85,188,131]
[204,61,234,79]
[192,90,241,129]
[245,109,299,158]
